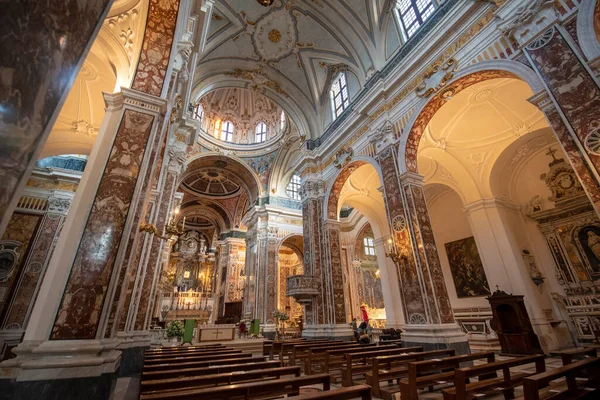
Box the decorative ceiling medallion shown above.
[254,9,297,62]
[470,88,494,104]
[416,58,458,98]
[72,120,98,137]
[268,29,281,43]
[392,215,406,232]
[584,128,600,156]
[256,0,275,6]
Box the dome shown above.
[193,87,290,149]
[181,168,242,198]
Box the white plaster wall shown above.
[427,188,489,309]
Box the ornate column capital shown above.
[399,171,425,187]
[300,178,326,201]
[528,90,555,114]
[47,194,73,215]
[369,120,397,155]
[495,0,559,47]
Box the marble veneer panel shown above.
[3,213,64,330]
[50,110,154,340]
[326,227,346,324]
[0,213,41,322]
[526,27,600,181]
[131,0,181,96]
[0,1,112,229]
[377,147,427,323]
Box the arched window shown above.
[193,103,204,122]
[330,72,349,119]
[221,121,234,142]
[255,122,267,143]
[286,174,301,201]
[363,237,375,256]
[395,0,436,40]
[280,110,286,131]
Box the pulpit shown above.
[487,288,543,355]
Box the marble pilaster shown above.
[371,123,468,351]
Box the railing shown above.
[286,275,319,301]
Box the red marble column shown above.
[0,0,113,235]
[525,25,600,215]
[255,226,279,326]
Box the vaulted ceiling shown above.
[195,0,395,139]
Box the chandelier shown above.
[256,0,274,6]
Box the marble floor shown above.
[111,355,567,400]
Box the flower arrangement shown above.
[166,320,185,339]
[272,309,289,340]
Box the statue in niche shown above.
[578,226,600,275]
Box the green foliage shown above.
[166,320,185,338]
[272,309,289,322]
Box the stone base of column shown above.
[401,323,471,355]
[116,331,152,376]
[0,329,24,361]
[531,319,574,353]
[0,339,120,398]
[302,324,354,340]
[261,324,277,340]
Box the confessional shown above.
[487,288,543,355]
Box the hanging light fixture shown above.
[256,0,274,6]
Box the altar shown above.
[198,325,236,342]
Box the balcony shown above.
[286,275,319,302]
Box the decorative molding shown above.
[333,147,353,169]
[416,58,458,98]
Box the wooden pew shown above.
[442,354,546,400]
[320,344,399,380]
[143,349,242,366]
[399,351,496,400]
[140,365,301,395]
[140,359,278,381]
[285,384,373,400]
[282,340,341,363]
[289,341,350,367]
[142,353,255,373]
[144,347,232,361]
[139,373,331,400]
[341,346,425,387]
[146,344,223,354]
[305,343,378,374]
[378,339,403,345]
[560,347,598,365]
[522,357,600,400]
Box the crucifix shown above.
[545,147,558,161]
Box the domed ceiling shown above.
[196,0,393,138]
[181,168,242,197]
[196,87,290,146]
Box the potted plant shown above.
[272,309,289,340]
[166,320,185,344]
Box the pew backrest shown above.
[560,347,598,365]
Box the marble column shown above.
[373,237,405,328]
[0,88,166,385]
[0,0,114,236]
[370,124,468,352]
[497,2,600,215]
[242,223,258,321]
[299,178,352,339]
[255,224,279,337]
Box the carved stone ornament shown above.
[540,149,584,203]
[0,241,20,283]
[584,128,600,156]
[416,58,458,98]
[333,147,353,169]
[498,0,557,46]
[47,196,72,214]
[370,121,396,155]
[392,215,406,232]
[224,67,289,97]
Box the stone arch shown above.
[398,60,546,174]
[577,0,600,61]
[325,155,385,221]
[184,154,263,203]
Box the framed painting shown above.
[444,236,491,298]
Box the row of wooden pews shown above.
[140,340,374,399]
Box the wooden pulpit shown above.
[487,288,543,355]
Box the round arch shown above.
[277,234,304,257]
[324,155,385,221]
[184,153,263,202]
[398,59,546,174]
[577,0,600,61]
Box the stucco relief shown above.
[51,110,154,340]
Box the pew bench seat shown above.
[286,384,372,400]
